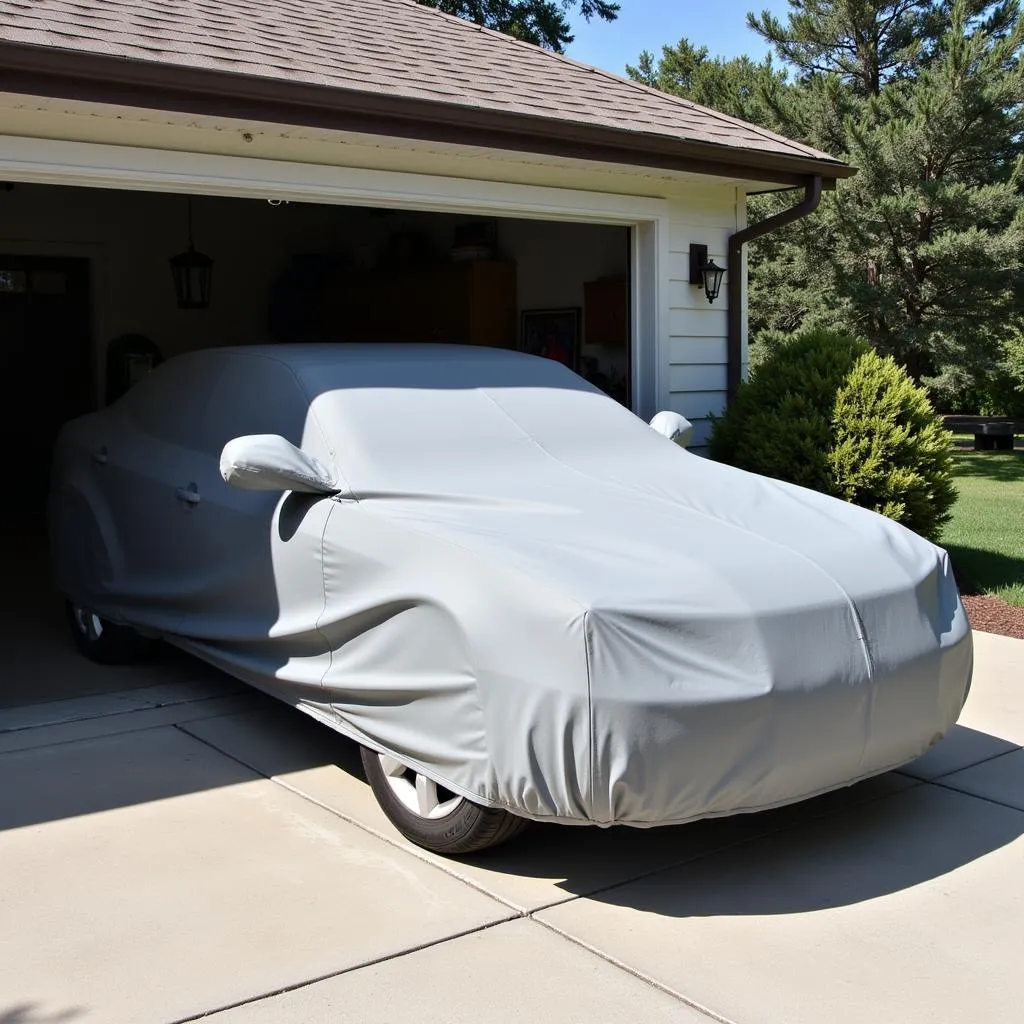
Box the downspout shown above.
[726,175,823,401]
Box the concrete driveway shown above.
[1,618,1021,1024]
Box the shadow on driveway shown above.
[0,1005,83,1024]
[4,589,1020,919]
[474,724,1024,913]
[11,686,1012,919]
[575,768,1024,918]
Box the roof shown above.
[0,0,852,184]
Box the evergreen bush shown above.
[709,329,957,542]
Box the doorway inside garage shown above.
[0,254,91,510]
[0,180,633,707]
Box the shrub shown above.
[709,329,957,542]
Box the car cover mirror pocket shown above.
[220,434,340,495]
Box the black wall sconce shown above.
[689,243,726,304]
[169,196,213,309]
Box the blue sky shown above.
[567,1,790,76]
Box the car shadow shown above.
[574,764,1024,919]
[146,695,1024,918]
[4,661,1022,920]
[470,733,1024,914]
[946,542,1024,595]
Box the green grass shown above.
[941,446,1024,607]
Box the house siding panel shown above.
[668,363,728,392]
[669,390,728,421]
[665,187,745,451]
[668,308,728,337]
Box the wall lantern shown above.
[689,243,726,304]
[169,196,213,309]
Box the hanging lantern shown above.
[169,197,213,309]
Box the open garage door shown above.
[0,178,635,707]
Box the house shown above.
[0,0,851,519]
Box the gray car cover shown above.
[50,344,972,826]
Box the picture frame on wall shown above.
[520,307,581,370]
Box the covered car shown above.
[49,344,972,853]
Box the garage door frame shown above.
[0,133,671,418]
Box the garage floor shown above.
[1,577,1022,1023]
[0,528,231,708]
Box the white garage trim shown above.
[0,133,670,418]
[0,135,667,221]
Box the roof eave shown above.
[0,40,854,187]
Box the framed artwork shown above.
[520,307,581,370]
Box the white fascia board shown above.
[0,134,669,226]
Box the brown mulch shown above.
[962,594,1024,640]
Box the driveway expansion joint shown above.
[533,776,931,914]
[0,688,249,735]
[530,916,739,1024]
[165,916,519,1024]
[173,722,532,915]
[895,741,1024,785]
[927,776,1024,815]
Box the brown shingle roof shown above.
[0,0,849,178]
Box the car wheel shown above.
[360,746,528,855]
[65,601,156,665]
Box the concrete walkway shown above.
[1,632,1021,1024]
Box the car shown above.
[49,343,972,854]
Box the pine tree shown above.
[416,1,619,52]
[635,4,1024,401]
[749,1,1024,393]
[626,39,787,125]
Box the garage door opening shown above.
[0,180,634,706]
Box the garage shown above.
[0,0,849,714]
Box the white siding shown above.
[664,188,745,450]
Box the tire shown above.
[360,745,529,855]
[65,601,156,665]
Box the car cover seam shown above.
[314,500,336,687]
[582,608,597,824]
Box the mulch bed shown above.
[962,594,1024,640]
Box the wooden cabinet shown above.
[583,275,629,350]
[320,260,517,348]
[582,274,631,407]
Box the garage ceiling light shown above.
[170,196,213,310]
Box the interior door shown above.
[0,256,92,525]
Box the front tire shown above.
[65,601,156,665]
[360,746,528,855]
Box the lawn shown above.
[941,443,1024,607]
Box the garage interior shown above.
[1,181,632,707]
